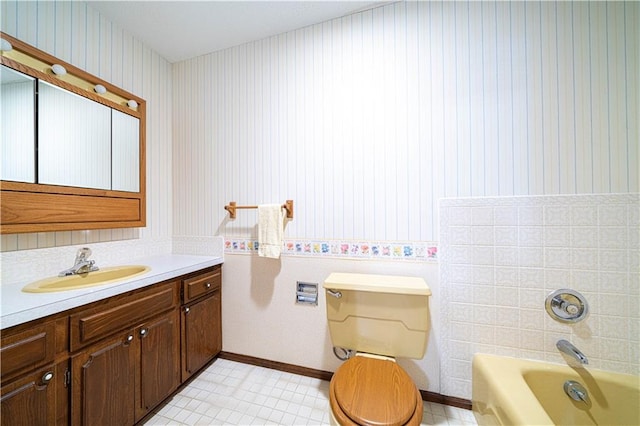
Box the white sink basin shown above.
[22,265,150,293]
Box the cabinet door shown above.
[135,309,180,422]
[182,290,222,381]
[1,365,56,426]
[71,331,136,426]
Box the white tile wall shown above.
[440,193,640,400]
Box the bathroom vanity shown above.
[0,255,222,425]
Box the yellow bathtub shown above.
[472,353,640,426]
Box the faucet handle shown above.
[545,289,588,323]
[75,247,92,261]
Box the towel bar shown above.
[224,200,293,220]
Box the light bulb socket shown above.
[94,84,107,94]
[127,99,138,109]
[51,64,67,76]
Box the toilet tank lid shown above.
[323,272,431,296]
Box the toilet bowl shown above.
[323,273,431,426]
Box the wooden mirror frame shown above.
[0,32,146,234]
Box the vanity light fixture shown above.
[51,64,67,76]
[94,84,107,94]
[0,38,12,52]
[127,99,138,109]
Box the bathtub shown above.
[472,353,640,426]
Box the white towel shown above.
[258,204,284,259]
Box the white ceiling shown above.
[89,1,390,63]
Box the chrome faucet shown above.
[557,339,589,365]
[59,247,99,276]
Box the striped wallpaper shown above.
[1,1,637,249]
[173,1,638,244]
[1,0,173,250]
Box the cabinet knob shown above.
[140,328,148,337]
[41,372,54,384]
[126,335,134,343]
[184,307,190,314]
[206,282,211,289]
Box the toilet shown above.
[323,272,431,426]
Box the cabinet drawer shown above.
[70,281,178,352]
[182,267,221,304]
[1,322,56,380]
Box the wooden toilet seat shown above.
[329,356,423,426]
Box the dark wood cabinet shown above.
[71,330,136,425]
[1,318,67,426]
[181,266,222,382]
[136,309,180,422]
[69,281,177,353]
[182,266,221,303]
[71,307,180,424]
[0,322,56,380]
[1,364,58,426]
[1,264,221,426]
[182,289,221,381]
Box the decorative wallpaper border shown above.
[224,238,438,262]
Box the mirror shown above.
[0,32,146,234]
[112,109,140,192]
[1,66,141,192]
[38,79,112,189]
[0,65,35,183]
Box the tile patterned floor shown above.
[145,358,478,425]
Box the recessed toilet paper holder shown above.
[296,281,318,305]
[545,289,589,323]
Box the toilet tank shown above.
[323,272,431,359]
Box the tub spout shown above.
[557,339,589,365]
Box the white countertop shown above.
[1,254,223,330]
